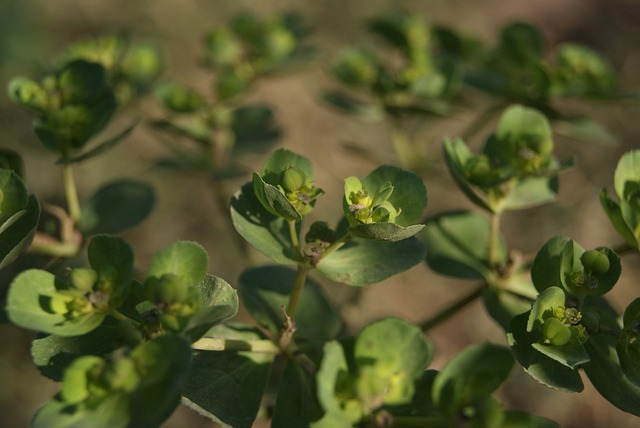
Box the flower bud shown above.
[542,317,572,346]
[281,166,306,192]
[580,249,610,275]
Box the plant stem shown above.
[488,210,502,268]
[288,220,301,257]
[62,163,81,223]
[191,337,280,353]
[421,284,486,332]
[318,232,352,262]
[286,263,311,320]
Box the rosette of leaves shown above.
[0,159,40,269]
[7,60,136,164]
[252,149,324,221]
[135,240,239,342]
[507,286,590,392]
[531,236,621,299]
[551,43,616,98]
[600,150,640,250]
[61,33,164,106]
[323,10,460,122]
[204,11,315,79]
[6,235,135,336]
[31,335,192,428]
[313,318,434,426]
[444,104,574,213]
[342,166,426,241]
[231,149,427,285]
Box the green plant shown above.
[1,8,640,428]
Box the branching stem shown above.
[421,284,486,332]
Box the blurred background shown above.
[1,0,639,426]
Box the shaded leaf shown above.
[0,195,40,270]
[56,121,138,164]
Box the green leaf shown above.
[501,175,559,210]
[56,121,138,164]
[88,235,134,290]
[183,274,239,342]
[501,411,560,428]
[507,312,583,392]
[360,165,426,226]
[129,335,193,427]
[554,118,617,147]
[31,318,138,381]
[442,138,493,213]
[0,148,25,178]
[483,288,534,331]
[232,104,281,154]
[239,266,341,341]
[321,91,383,121]
[432,343,514,415]
[531,341,590,369]
[230,182,298,265]
[147,240,209,286]
[422,210,506,280]
[313,341,359,427]
[527,287,566,332]
[614,150,640,200]
[0,195,40,270]
[155,81,205,113]
[261,148,314,184]
[272,360,318,428]
[78,180,155,235]
[599,189,637,249]
[348,222,424,241]
[584,333,640,416]
[0,168,28,221]
[7,269,106,336]
[316,237,425,286]
[252,172,301,221]
[33,391,130,428]
[355,318,433,379]
[182,350,272,428]
[531,236,573,293]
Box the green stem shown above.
[288,220,301,257]
[488,210,502,268]
[62,163,81,223]
[27,232,80,257]
[421,284,486,332]
[318,232,352,262]
[191,337,280,353]
[286,263,311,321]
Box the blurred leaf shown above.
[422,210,506,280]
[147,240,209,286]
[155,81,205,113]
[507,312,583,392]
[239,265,341,341]
[230,182,298,265]
[33,391,130,428]
[614,150,640,200]
[554,118,617,146]
[502,175,559,210]
[321,91,383,121]
[502,411,560,428]
[443,138,493,213]
[317,237,425,286]
[0,195,39,270]
[232,104,281,154]
[151,118,211,145]
[56,121,138,164]
[0,148,25,178]
[483,288,533,331]
[78,180,155,235]
[432,343,514,415]
[7,269,106,336]
[182,350,272,428]
[31,318,137,381]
